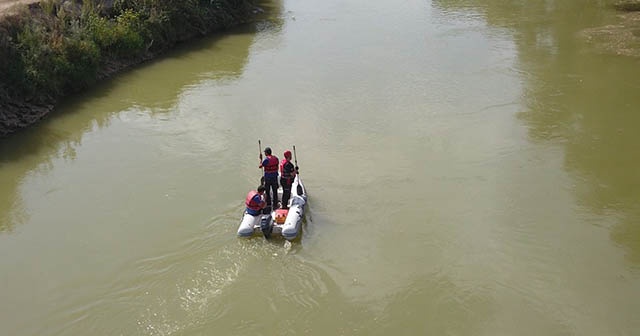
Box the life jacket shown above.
[263,155,279,174]
[245,191,264,211]
[280,158,295,179]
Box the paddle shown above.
[293,145,303,196]
[258,140,265,186]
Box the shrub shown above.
[87,9,144,57]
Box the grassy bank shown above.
[0,0,256,137]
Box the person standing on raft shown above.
[279,150,296,209]
[259,147,279,210]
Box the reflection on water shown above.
[0,0,287,233]
[435,0,640,265]
[0,22,263,233]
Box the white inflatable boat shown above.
[237,174,307,240]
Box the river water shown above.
[1,0,639,335]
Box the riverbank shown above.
[0,0,258,137]
[581,1,640,57]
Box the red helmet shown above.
[284,150,292,159]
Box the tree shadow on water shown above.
[433,0,640,266]
[0,1,286,233]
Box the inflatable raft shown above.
[237,174,307,240]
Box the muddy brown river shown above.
[1,0,639,335]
